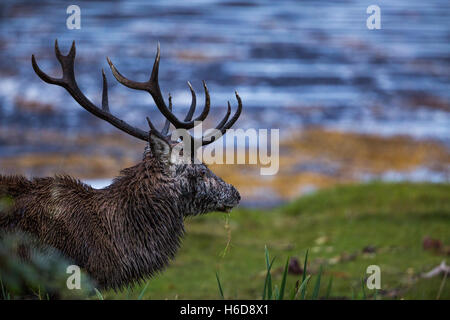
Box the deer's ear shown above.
[149,131,171,162]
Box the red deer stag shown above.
[0,40,242,289]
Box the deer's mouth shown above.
[217,205,235,213]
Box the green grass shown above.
[98,182,448,299]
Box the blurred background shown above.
[0,0,449,299]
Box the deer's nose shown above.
[232,186,241,203]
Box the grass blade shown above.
[216,272,224,299]
[264,246,271,274]
[138,281,150,300]
[36,286,42,300]
[277,256,290,300]
[436,269,448,300]
[94,288,104,300]
[0,276,7,300]
[262,246,275,300]
[266,258,275,299]
[290,280,299,300]
[325,277,333,299]
[0,276,11,300]
[311,265,323,300]
[300,249,309,299]
[351,286,357,300]
[262,246,269,299]
[295,275,311,300]
[262,260,275,299]
[361,278,367,300]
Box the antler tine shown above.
[32,40,149,141]
[150,42,161,83]
[101,69,109,112]
[215,101,231,131]
[199,91,242,146]
[184,81,196,121]
[54,39,63,61]
[221,91,243,131]
[146,116,167,141]
[198,81,210,122]
[161,93,172,136]
[106,44,210,130]
[54,39,75,63]
[31,54,62,85]
[31,40,72,86]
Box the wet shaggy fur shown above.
[0,136,240,289]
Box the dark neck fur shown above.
[92,160,186,289]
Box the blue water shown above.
[0,0,449,143]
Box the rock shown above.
[423,236,442,251]
[362,245,376,253]
[288,257,303,275]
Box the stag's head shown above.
[144,132,241,215]
[31,40,242,216]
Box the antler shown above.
[107,43,242,146]
[32,40,149,141]
[32,40,242,147]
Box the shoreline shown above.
[1,126,448,207]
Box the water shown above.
[0,0,449,143]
